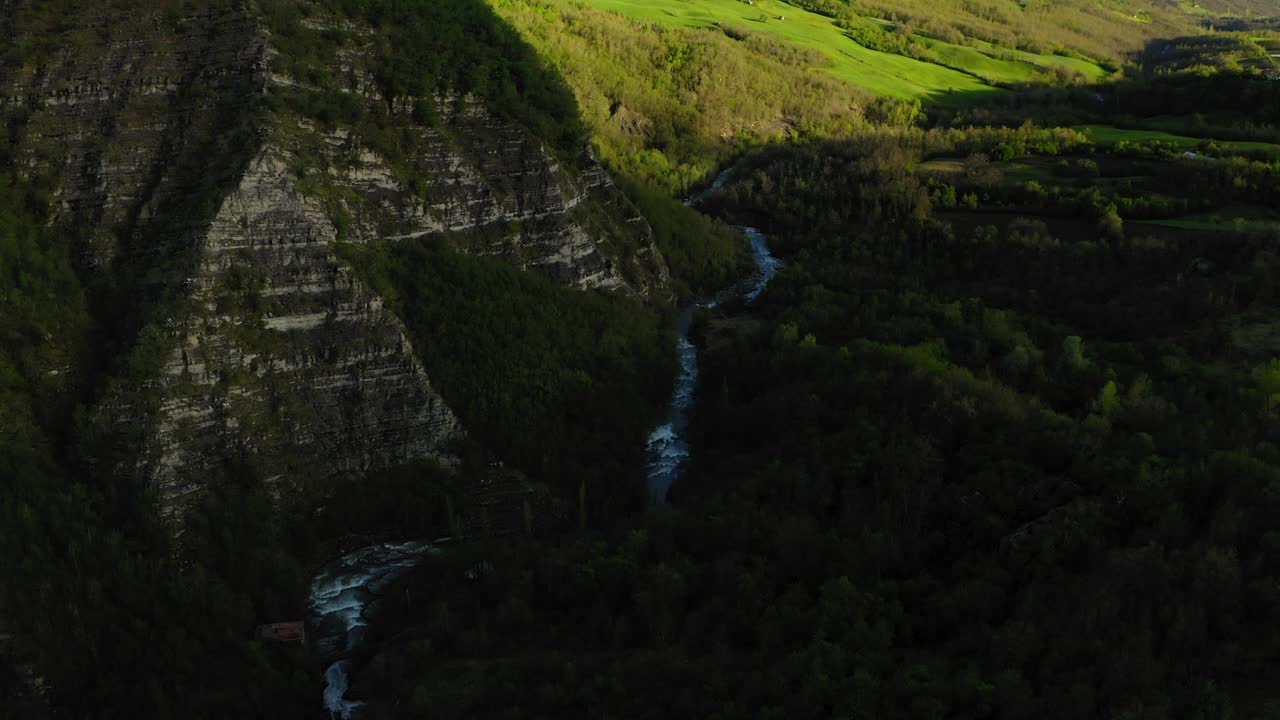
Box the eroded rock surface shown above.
[1,0,670,521]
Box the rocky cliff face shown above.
[1,0,670,523]
[147,145,470,516]
[1,1,263,278]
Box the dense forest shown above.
[343,117,1280,718]
[342,10,1280,720]
[3,0,1280,717]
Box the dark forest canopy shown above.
[353,118,1280,719]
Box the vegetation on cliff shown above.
[260,0,585,153]
[0,165,313,717]
[343,237,676,514]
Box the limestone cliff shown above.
[0,0,670,522]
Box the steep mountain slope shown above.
[0,2,675,713]
[1,0,669,523]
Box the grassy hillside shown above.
[490,0,883,191]
[485,0,1280,209]
[916,36,1109,84]
[541,0,1280,106]
[578,0,994,99]
[487,0,1109,194]
[553,0,1131,98]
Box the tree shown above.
[1061,336,1089,372]
[963,153,1001,187]
[1252,357,1280,412]
[1097,202,1124,242]
[1092,380,1121,417]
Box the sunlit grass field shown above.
[577,0,1106,100]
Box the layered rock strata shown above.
[1,0,670,520]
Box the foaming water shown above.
[743,228,782,302]
[645,318,698,502]
[323,661,359,719]
[308,540,438,718]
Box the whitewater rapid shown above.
[645,170,782,502]
[308,540,439,719]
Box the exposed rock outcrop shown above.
[148,146,469,515]
[1,0,671,522]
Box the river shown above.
[646,171,782,502]
[308,540,440,719]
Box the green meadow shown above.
[580,0,994,99]
[920,37,1109,84]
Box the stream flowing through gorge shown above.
[645,170,782,501]
[306,166,779,717]
[308,540,439,719]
